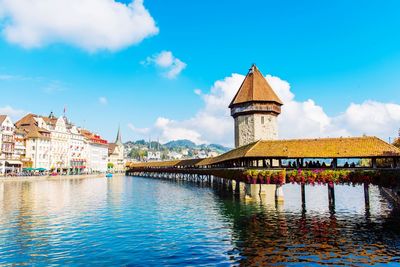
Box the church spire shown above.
[115,125,122,145]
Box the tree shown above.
[128,149,140,159]
[107,162,114,169]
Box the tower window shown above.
[261,116,265,124]
[245,117,248,124]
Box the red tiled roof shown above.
[229,64,283,107]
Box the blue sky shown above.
[0,0,400,145]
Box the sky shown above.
[0,0,400,147]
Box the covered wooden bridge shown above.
[127,136,400,208]
[127,136,400,171]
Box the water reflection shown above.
[0,177,399,266]
[214,183,400,266]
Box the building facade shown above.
[108,127,125,173]
[15,113,109,174]
[230,64,283,148]
[81,129,108,173]
[69,125,87,174]
[16,114,52,170]
[0,115,21,174]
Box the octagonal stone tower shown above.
[229,64,283,148]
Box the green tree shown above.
[128,149,140,159]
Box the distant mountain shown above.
[164,139,197,149]
[124,139,232,161]
[208,144,231,153]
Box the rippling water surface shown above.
[0,176,400,266]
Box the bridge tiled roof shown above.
[206,136,400,165]
[127,136,400,169]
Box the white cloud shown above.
[335,101,400,137]
[99,96,108,105]
[142,73,400,146]
[127,123,150,135]
[194,89,202,95]
[144,51,187,79]
[0,0,158,52]
[154,117,204,144]
[0,105,27,120]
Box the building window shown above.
[261,116,265,124]
[245,117,248,124]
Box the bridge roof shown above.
[207,136,400,165]
[229,64,283,108]
[127,136,400,169]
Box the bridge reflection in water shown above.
[197,178,400,266]
[1,177,400,265]
[143,174,400,265]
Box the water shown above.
[0,176,400,266]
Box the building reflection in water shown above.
[0,178,110,263]
[0,177,399,266]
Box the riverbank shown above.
[0,172,126,182]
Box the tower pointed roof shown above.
[229,64,283,108]
[115,125,123,145]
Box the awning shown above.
[6,160,22,165]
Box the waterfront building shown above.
[69,125,87,174]
[15,114,52,170]
[42,113,71,172]
[14,128,28,168]
[108,127,125,173]
[13,112,110,174]
[230,64,283,148]
[81,129,108,173]
[0,115,22,174]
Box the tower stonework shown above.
[230,64,283,148]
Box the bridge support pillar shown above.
[234,179,240,194]
[245,184,259,198]
[227,180,233,192]
[275,184,284,203]
[245,184,279,204]
[328,184,335,211]
[364,183,370,210]
[301,184,306,209]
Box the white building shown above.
[41,113,71,172]
[147,151,161,161]
[68,125,87,174]
[14,129,26,163]
[0,115,22,175]
[81,129,108,173]
[14,113,109,174]
[167,151,183,160]
[16,114,52,170]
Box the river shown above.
[0,176,399,266]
